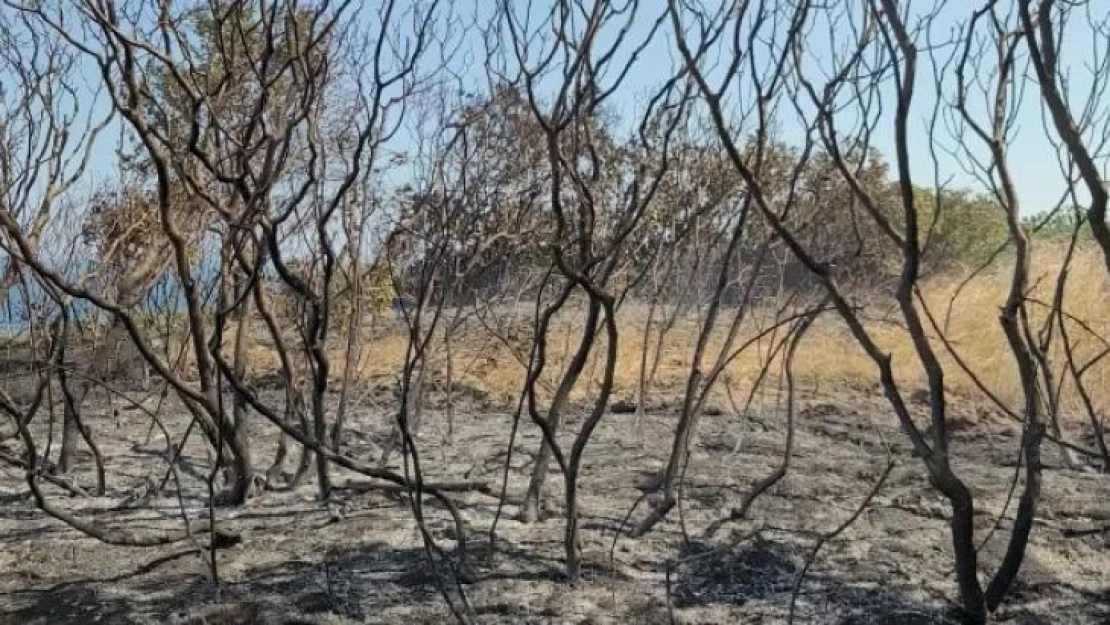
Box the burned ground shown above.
[2,386,1108,624]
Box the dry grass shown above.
[224,244,1108,426]
[882,243,1109,415]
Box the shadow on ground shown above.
[1,541,451,624]
[667,538,966,624]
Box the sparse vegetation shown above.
[1,1,1108,624]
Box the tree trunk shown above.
[56,395,80,474]
[231,278,253,492]
[331,261,362,452]
[444,328,455,443]
[931,469,986,624]
[563,300,618,582]
[634,293,657,442]
[521,298,601,523]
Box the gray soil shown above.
[1,384,1108,624]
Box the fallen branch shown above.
[0,448,88,497]
[337,479,492,495]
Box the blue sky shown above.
[29,1,1110,223]
[2,1,1106,323]
[586,1,1103,216]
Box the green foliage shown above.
[915,188,1009,271]
[331,260,396,324]
[143,3,323,154]
[1025,208,1091,240]
[272,257,396,328]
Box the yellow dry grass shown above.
[221,243,1107,425]
[781,242,1109,420]
[910,243,1110,413]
